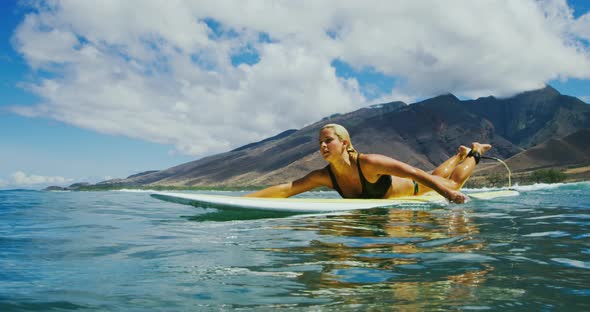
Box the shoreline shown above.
[41,164,590,192]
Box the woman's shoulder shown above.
[358,153,404,172]
[359,153,396,164]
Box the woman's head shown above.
[319,124,358,160]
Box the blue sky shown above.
[1,0,590,189]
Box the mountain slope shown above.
[463,86,590,147]
[102,86,590,187]
[478,128,590,174]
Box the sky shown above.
[1,0,590,189]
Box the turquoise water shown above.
[1,183,589,311]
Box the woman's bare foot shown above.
[458,145,469,161]
[471,142,492,155]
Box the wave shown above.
[463,181,590,193]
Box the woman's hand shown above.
[447,190,469,204]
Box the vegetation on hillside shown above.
[465,167,571,188]
[528,169,567,184]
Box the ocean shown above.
[1,183,589,311]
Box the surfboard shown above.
[151,189,519,213]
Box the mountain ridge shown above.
[98,85,590,187]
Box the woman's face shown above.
[319,128,346,161]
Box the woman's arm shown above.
[244,169,330,198]
[365,154,468,203]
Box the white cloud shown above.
[581,96,590,104]
[11,171,72,186]
[10,0,590,157]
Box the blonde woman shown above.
[246,123,491,204]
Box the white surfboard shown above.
[151,190,519,213]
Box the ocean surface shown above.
[1,183,589,311]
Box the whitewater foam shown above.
[463,181,590,193]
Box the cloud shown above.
[10,171,72,186]
[10,0,590,157]
[581,96,590,104]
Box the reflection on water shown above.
[258,207,509,310]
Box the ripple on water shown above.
[421,252,498,264]
[504,255,548,265]
[551,258,590,269]
[331,267,403,283]
[522,231,570,237]
[526,214,590,220]
[573,233,590,239]
[416,235,467,248]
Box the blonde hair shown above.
[321,123,359,160]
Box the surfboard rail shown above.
[151,190,519,213]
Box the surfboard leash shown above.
[481,156,512,188]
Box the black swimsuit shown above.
[326,155,392,199]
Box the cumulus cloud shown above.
[10,171,72,186]
[10,0,590,157]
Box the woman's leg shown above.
[447,142,491,189]
[414,142,492,195]
[431,145,470,178]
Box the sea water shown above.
[1,183,589,311]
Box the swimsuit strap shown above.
[356,154,369,197]
[326,165,344,197]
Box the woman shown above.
[246,123,491,203]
